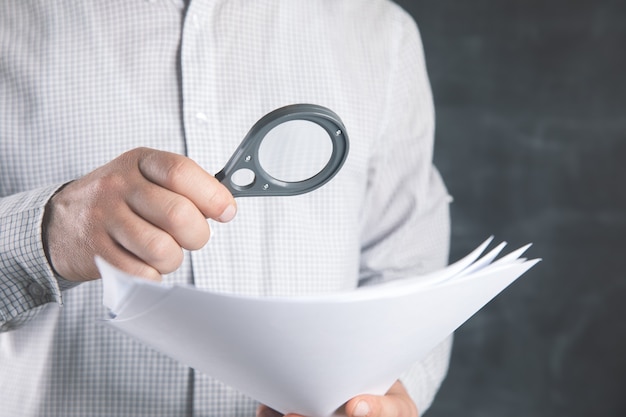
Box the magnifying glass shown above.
[215,104,349,197]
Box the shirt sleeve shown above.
[0,184,73,331]
[358,7,453,414]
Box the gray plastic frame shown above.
[215,104,350,197]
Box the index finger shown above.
[136,148,237,222]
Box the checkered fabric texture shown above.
[0,1,452,416]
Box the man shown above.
[0,1,452,416]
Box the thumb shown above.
[345,396,393,417]
[345,383,418,417]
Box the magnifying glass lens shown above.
[257,120,333,183]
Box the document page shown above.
[98,238,539,417]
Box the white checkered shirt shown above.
[0,1,452,416]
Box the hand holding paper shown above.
[97,237,539,417]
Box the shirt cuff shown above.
[0,184,72,327]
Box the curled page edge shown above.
[413,235,495,285]
[351,240,535,301]
[453,241,508,279]
[98,256,136,314]
[490,243,533,267]
[354,236,495,295]
[97,256,170,320]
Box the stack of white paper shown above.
[97,237,539,417]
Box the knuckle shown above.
[123,147,152,167]
[81,182,125,226]
[164,197,197,230]
[136,148,194,190]
[89,175,133,215]
[186,224,211,250]
[128,263,163,282]
[93,172,126,195]
[144,233,179,264]
[158,247,184,275]
[163,157,194,189]
[161,199,211,250]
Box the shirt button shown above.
[27,282,46,298]
[195,112,210,122]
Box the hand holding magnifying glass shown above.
[43,104,348,282]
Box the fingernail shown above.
[217,204,237,222]
[353,401,370,417]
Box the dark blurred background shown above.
[393,1,626,416]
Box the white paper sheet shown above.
[97,238,539,417]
